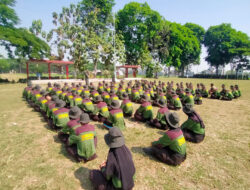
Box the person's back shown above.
[121,93,133,117]
[53,100,70,129]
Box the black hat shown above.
[40,90,46,95]
[183,103,194,114]
[27,81,32,87]
[185,88,191,93]
[104,127,125,148]
[35,85,41,90]
[55,100,66,108]
[82,94,89,99]
[110,100,120,109]
[95,95,103,102]
[171,90,176,95]
[165,112,180,129]
[140,94,149,102]
[69,106,82,119]
[158,98,166,108]
[121,92,129,99]
[79,113,90,124]
[51,95,59,101]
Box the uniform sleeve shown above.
[137,105,144,114]
[69,134,80,145]
[152,134,172,147]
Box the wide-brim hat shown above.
[35,85,41,90]
[171,90,176,95]
[95,95,103,102]
[165,112,180,129]
[104,127,125,148]
[69,106,82,119]
[51,95,59,101]
[82,94,89,99]
[185,88,191,93]
[55,100,66,108]
[40,90,46,95]
[140,94,149,102]
[183,103,194,114]
[158,98,166,108]
[110,100,120,109]
[121,92,129,99]
[79,113,90,124]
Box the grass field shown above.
[0,76,250,190]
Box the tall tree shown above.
[204,23,250,75]
[184,23,205,43]
[116,2,163,65]
[0,0,19,27]
[167,22,201,76]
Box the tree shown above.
[184,23,205,43]
[204,23,250,75]
[116,2,163,65]
[167,22,201,76]
[0,0,19,27]
[0,0,50,59]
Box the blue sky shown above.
[9,0,250,72]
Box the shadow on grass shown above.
[131,146,163,164]
[58,143,78,163]
[74,167,92,190]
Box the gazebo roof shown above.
[116,65,140,69]
[28,59,74,65]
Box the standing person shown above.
[66,113,97,162]
[181,104,205,143]
[89,127,136,190]
[148,98,169,130]
[134,94,153,122]
[143,112,187,166]
[120,93,133,117]
[103,100,126,131]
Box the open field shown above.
[0,77,250,190]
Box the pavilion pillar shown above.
[26,62,29,79]
[66,65,69,79]
[125,68,128,78]
[48,63,51,79]
[133,68,136,78]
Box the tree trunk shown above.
[94,60,97,78]
[168,67,170,77]
[181,67,185,77]
[216,66,219,76]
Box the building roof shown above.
[27,59,74,65]
[116,65,140,69]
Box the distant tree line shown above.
[0,0,250,78]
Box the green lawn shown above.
[0,77,250,189]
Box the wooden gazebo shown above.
[26,59,74,79]
[116,65,140,78]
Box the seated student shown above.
[181,104,205,143]
[46,82,53,92]
[209,83,220,99]
[103,100,126,131]
[89,127,135,190]
[101,91,111,105]
[235,85,241,97]
[66,113,97,162]
[34,90,46,112]
[58,106,82,143]
[91,96,110,122]
[182,88,194,106]
[126,83,132,99]
[97,82,104,94]
[120,93,133,117]
[200,83,209,98]
[23,81,33,100]
[143,112,187,166]
[90,87,100,103]
[117,84,126,99]
[148,98,169,130]
[134,94,153,122]
[194,91,203,105]
[167,90,182,110]
[79,94,95,115]
[37,91,50,116]
[51,100,70,130]
[131,87,140,103]
[220,84,234,101]
[230,85,240,98]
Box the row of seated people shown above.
[23,81,206,190]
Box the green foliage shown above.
[204,23,250,74]
[167,22,200,75]
[184,23,205,43]
[116,2,163,65]
[0,0,19,27]
[0,26,50,59]
[29,19,43,36]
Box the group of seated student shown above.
[22,78,238,189]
